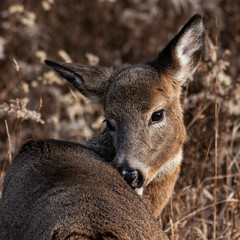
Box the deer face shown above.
[103,65,186,191]
[45,14,205,194]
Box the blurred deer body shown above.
[0,139,167,240]
[0,14,204,239]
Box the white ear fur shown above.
[174,18,205,82]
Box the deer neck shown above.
[146,150,183,186]
[81,129,115,162]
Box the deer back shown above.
[0,139,167,240]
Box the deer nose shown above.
[121,169,143,189]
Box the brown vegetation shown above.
[0,1,239,239]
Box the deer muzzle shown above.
[121,169,144,189]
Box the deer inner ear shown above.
[45,60,113,102]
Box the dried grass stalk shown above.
[0,98,45,124]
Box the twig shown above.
[164,199,239,233]
[213,94,219,240]
[0,59,22,99]
[13,58,20,73]
[0,120,12,183]
[186,102,211,130]
[213,16,219,240]
[68,88,88,140]
[169,217,174,240]
[200,173,237,184]
[5,120,12,164]
[200,137,213,181]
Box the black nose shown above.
[121,169,143,189]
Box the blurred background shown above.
[0,0,239,239]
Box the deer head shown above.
[45,14,205,195]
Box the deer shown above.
[0,139,167,239]
[0,14,204,239]
[45,14,205,218]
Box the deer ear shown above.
[157,14,205,84]
[45,60,112,102]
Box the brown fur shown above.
[0,15,205,238]
[144,165,181,218]
[42,14,205,219]
[0,139,168,240]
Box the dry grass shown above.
[0,1,239,239]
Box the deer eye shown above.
[151,109,165,123]
[104,119,115,132]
